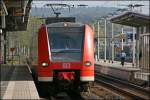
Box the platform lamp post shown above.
[97,21,100,61]
[105,20,111,63]
[132,27,136,66]
[111,23,114,63]
[121,26,124,51]
[104,18,107,62]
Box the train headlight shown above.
[84,61,92,67]
[41,62,48,67]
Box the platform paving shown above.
[1,65,15,99]
[0,65,40,99]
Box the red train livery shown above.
[37,22,94,93]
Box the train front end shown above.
[38,22,94,92]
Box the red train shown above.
[36,21,94,94]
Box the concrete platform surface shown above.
[95,60,140,81]
[95,59,133,66]
[0,65,40,99]
[95,61,140,71]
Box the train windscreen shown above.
[48,27,84,62]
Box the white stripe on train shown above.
[38,76,94,82]
[38,77,53,82]
[80,76,94,81]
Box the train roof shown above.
[46,22,84,28]
[45,17,75,24]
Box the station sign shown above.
[119,33,126,40]
[114,33,126,40]
[10,47,15,52]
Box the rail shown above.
[95,72,150,99]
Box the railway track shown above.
[95,72,150,100]
[39,91,100,100]
[49,92,84,100]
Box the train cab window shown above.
[48,27,84,62]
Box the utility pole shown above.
[97,21,100,61]
[0,29,2,63]
[121,26,124,51]
[132,27,135,66]
[136,27,140,68]
[104,19,107,62]
[1,2,8,64]
[18,42,20,64]
[111,23,114,63]
[3,29,7,64]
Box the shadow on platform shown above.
[1,65,33,81]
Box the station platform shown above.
[95,60,140,81]
[0,64,40,99]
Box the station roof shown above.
[1,0,32,31]
[110,11,150,27]
[0,0,8,15]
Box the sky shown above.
[32,1,150,15]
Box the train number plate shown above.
[62,63,70,69]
